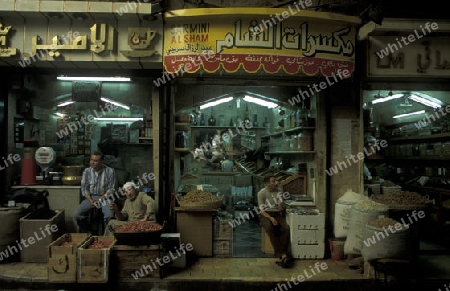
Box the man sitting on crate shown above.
[104,181,157,236]
[258,175,292,268]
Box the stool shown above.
[261,228,274,254]
[88,207,105,235]
[374,258,411,288]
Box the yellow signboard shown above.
[163,8,360,76]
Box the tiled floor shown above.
[232,217,272,258]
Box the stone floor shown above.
[1,219,449,291]
[0,248,449,291]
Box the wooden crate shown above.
[20,209,65,263]
[112,244,161,279]
[48,233,91,283]
[279,174,307,195]
[213,219,233,240]
[213,239,232,257]
[77,236,116,283]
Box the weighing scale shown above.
[35,147,57,185]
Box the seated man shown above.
[74,151,115,234]
[104,181,156,236]
[257,175,291,268]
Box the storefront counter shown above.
[11,185,81,233]
[175,207,218,257]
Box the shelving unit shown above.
[388,132,450,143]
[266,151,315,154]
[174,122,191,152]
[260,126,315,139]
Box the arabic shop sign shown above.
[163,8,359,77]
[0,22,158,60]
[369,35,450,77]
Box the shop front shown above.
[361,18,450,252]
[163,8,360,258]
[0,1,164,228]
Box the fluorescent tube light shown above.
[94,117,143,121]
[100,97,130,110]
[409,95,441,109]
[55,112,66,117]
[200,97,234,110]
[244,95,278,109]
[371,94,404,104]
[393,110,425,119]
[57,76,131,82]
[57,101,75,107]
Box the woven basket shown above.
[176,195,225,209]
[381,185,402,194]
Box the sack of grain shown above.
[334,189,368,238]
[361,217,410,261]
[344,200,389,255]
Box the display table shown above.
[175,207,217,257]
[11,185,81,233]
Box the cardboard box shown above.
[213,218,233,240]
[290,243,325,259]
[176,210,214,257]
[290,229,325,245]
[77,236,116,283]
[20,209,65,263]
[112,244,161,279]
[48,233,91,283]
[287,213,325,230]
[213,239,232,257]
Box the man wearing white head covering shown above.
[104,181,157,236]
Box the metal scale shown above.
[35,147,60,185]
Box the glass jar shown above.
[290,135,298,151]
[282,136,290,151]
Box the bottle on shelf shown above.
[244,104,251,124]
[200,113,205,126]
[263,117,270,135]
[208,109,216,126]
[141,117,146,138]
[308,103,316,127]
[253,114,258,127]
[236,115,242,127]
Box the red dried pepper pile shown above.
[86,240,112,249]
[115,221,162,233]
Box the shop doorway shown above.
[173,83,317,258]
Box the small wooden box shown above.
[112,244,161,279]
[20,209,65,263]
[280,174,307,195]
[213,239,232,257]
[48,233,91,283]
[213,219,233,240]
[77,236,116,283]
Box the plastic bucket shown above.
[329,237,345,260]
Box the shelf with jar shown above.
[174,122,191,152]
[264,130,314,154]
[260,126,316,139]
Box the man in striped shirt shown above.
[74,151,116,233]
